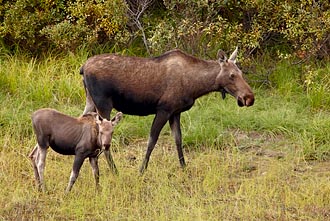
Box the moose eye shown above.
[230,73,236,79]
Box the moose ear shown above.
[111,112,123,126]
[229,46,238,63]
[217,49,227,63]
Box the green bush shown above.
[43,0,129,51]
[0,0,128,53]
[147,0,330,58]
[0,0,66,53]
[0,0,329,59]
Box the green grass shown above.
[1,52,330,220]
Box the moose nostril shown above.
[245,96,254,106]
[103,144,110,150]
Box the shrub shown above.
[147,0,330,58]
[0,0,129,53]
[0,0,329,59]
[0,0,65,53]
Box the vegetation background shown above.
[1,0,330,220]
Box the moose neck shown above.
[186,61,221,99]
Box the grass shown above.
[1,51,330,220]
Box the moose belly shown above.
[50,140,76,155]
[112,96,158,116]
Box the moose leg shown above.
[140,111,170,174]
[89,157,100,190]
[83,88,96,115]
[92,97,113,120]
[36,146,48,192]
[66,154,85,192]
[104,147,118,175]
[169,114,186,168]
[29,144,41,188]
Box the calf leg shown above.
[66,154,85,192]
[104,147,118,175]
[29,144,41,189]
[140,111,170,174]
[169,114,186,168]
[89,157,100,190]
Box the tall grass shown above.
[1,51,330,220]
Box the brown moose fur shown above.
[80,48,254,173]
[29,108,122,192]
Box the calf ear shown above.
[111,112,123,126]
[217,49,227,63]
[95,114,103,124]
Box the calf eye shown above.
[230,73,236,79]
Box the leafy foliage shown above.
[148,0,330,58]
[0,0,128,53]
[1,0,329,57]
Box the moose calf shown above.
[29,108,122,192]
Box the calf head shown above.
[216,47,254,107]
[96,112,123,149]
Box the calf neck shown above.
[81,48,254,173]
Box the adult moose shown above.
[80,47,254,174]
[29,108,122,192]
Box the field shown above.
[1,52,330,220]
